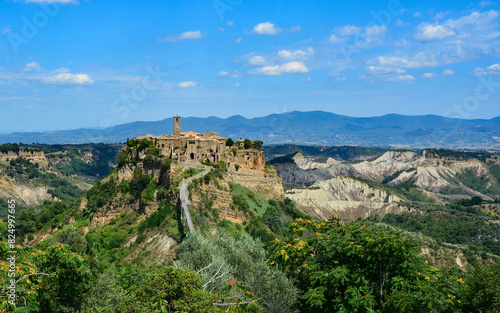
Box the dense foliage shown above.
[270,217,465,312]
[177,232,298,312]
[371,211,500,256]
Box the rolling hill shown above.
[1,111,500,149]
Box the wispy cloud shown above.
[364,65,415,83]
[375,53,438,69]
[177,81,198,88]
[43,72,94,85]
[414,23,455,41]
[250,22,301,35]
[217,71,242,78]
[24,62,41,72]
[157,30,205,43]
[386,74,415,82]
[443,69,454,76]
[278,48,314,61]
[474,64,500,76]
[328,25,387,47]
[421,72,436,78]
[248,55,267,65]
[249,61,309,75]
[252,22,281,35]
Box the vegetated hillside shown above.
[271,145,500,261]
[264,144,388,162]
[1,111,500,149]
[0,143,122,217]
[2,139,500,312]
[0,138,315,312]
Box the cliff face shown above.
[276,150,500,221]
[223,149,284,199]
[190,151,285,225]
[0,150,46,162]
[0,177,54,206]
[286,177,404,221]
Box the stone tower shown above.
[174,115,181,135]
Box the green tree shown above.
[252,140,263,149]
[269,217,463,312]
[244,139,252,149]
[226,138,234,147]
[177,232,298,313]
[124,266,223,312]
[461,258,500,313]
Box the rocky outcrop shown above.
[0,150,46,162]
[224,149,266,171]
[227,164,284,200]
[286,177,404,221]
[293,152,341,170]
[351,151,425,181]
[0,177,55,206]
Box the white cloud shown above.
[250,61,309,75]
[474,64,500,76]
[226,21,234,26]
[377,10,500,69]
[301,77,312,82]
[414,12,422,17]
[376,53,438,68]
[24,62,41,72]
[217,70,242,78]
[217,27,225,32]
[444,10,499,30]
[26,0,77,3]
[328,34,344,44]
[443,69,454,75]
[365,25,387,36]
[43,73,94,85]
[233,82,240,88]
[365,66,406,74]
[278,48,314,60]
[480,1,495,7]
[177,81,198,88]
[421,72,436,78]
[248,55,267,65]
[364,65,415,83]
[328,25,387,47]
[250,22,301,35]
[234,37,242,44]
[414,23,455,41]
[337,25,360,36]
[157,30,205,42]
[252,22,281,35]
[386,74,416,82]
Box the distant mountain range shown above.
[3,111,500,149]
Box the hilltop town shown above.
[132,115,265,169]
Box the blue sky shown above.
[1,0,500,132]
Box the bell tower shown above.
[173,115,181,135]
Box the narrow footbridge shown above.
[178,165,211,235]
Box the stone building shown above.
[136,116,226,163]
